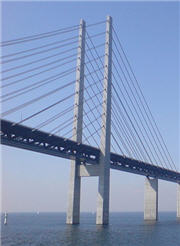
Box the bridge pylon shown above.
[177,183,180,219]
[96,15,112,225]
[66,18,86,224]
[66,16,112,225]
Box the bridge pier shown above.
[177,182,180,219]
[66,162,81,224]
[144,177,158,221]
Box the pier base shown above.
[177,183,180,219]
[144,177,158,221]
[96,162,110,225]
[66,160,81,224]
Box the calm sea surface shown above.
[1,212,180,246]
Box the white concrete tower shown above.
[96,16,112,225]
[177,182,180,219]
[66,19,86,224]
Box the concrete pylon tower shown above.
[177,182,180,219]
[66,16,112,225]
[66,19,86,224]
[96,15,112,225]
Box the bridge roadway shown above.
[1,119,180,183]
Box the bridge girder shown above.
[1,119,180,183]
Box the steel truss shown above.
[1,119,180,183]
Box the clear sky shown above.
[1,1,179,213]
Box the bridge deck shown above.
[1,119,180,183]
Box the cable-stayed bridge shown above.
[1,16,180,225]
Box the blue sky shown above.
[1,1,179,212]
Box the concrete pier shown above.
[66,19,86,224]
[177,183,180,219]
[144,177,158,221]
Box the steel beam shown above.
[1,119,180,183]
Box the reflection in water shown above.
[63,223,111,246]
[144,220,157,226]
[142,220,158,245]
[64,224,81,245]
[95,225,111,246]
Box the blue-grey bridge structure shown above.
[1,16,180,225]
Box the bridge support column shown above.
[177,183,180,219]
[96,16,112,225]
[66,19,86,224]
[144,177,158,221]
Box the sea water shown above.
[1,212,180,246]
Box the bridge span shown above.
[1,119,180,183]
[1,16,180,224]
